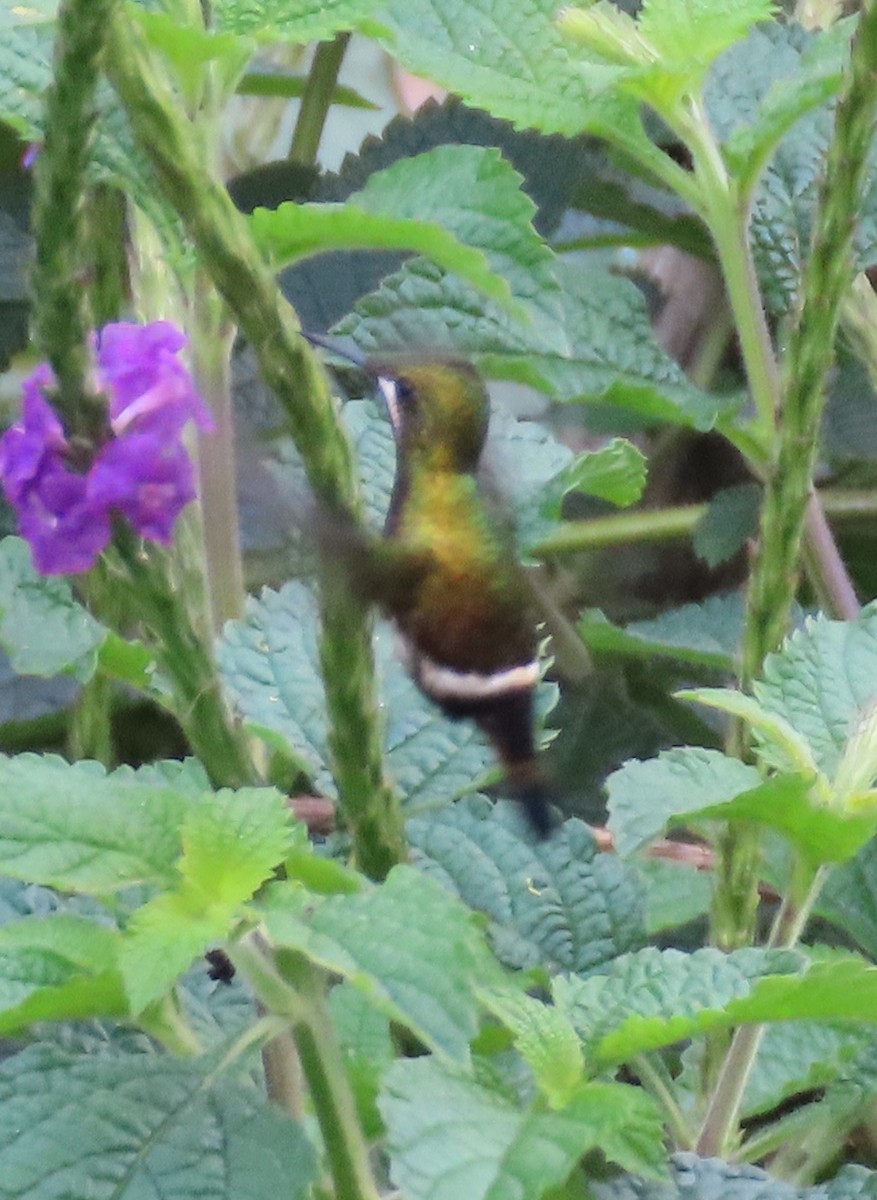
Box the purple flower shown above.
[0,321,212,574]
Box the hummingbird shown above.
[306,334,555,837]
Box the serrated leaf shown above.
[134,9,252,107]
[121,786,291,1013]
[381,1057,666,1200]
[606,746,762,857]
[0,914,126,1034]
[639,0,776,66]
[817,837,877,958]
[754,606,877,781]
[0,537,105,679]
[214,0,379,40]
[554,945,804,1064]
[0,1042,316,1200]
[259,145,565,344]
[638,858,713,936]
[692,483,761,569]
[592,1154,875,1199]
[343,258,721,430]
[367,0,653,151]
[579,591,744,673]
[408,799,645,975]
[259,865,487,1063]
[479,981,585,1108]
[0,754,192,893]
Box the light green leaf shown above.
[214,0,380,40]
[0,537,105,680]
[678,686,821,778]
[0,914,126,1034]
[408,799,645,976]
[605,746,762,857]
[546,438,647,512]
[121,786,291,1013]
[0,754,192,893]
[259,865,487,1063]
[687,772,877,867]
[639,0,776,69]
[479,981,585,1108]
[817,837,877,958]
[638,858,713,936]
[381,1057,666,1199]
[0,1043,317,1200]
[329,980,394,1138]
[554,945,804,1064]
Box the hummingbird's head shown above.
[369,357,490,472]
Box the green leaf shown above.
[579,591,744,673]
[214,0,379,40]
[255,145,562,339]
[678,687,821,778]
[545,438,648,513]
[0,1042,317,1200]
[329,980,394,1137]
[121,786,292,1012]
[381,1057,666,1200]
[605,747,762,857]
[259,865,488,1063]
[366,0,653,150]
[238,69,379,108]
[638,0,776,67]
[754,605,877,780]
[684,771,877,867]
[0,537,105,680]
[692,483,761,569]
[407,799,645,975]
[818,837,877,958]
[0,754,192,893]
[479,981,585,1108]
[554,945,804,1064]
[344,258,721,431]
[592,1155,877,1199]
[134,8,252,106]
[0,914,126,1034]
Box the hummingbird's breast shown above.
[389,469,537,680]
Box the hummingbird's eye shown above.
[395,376,416,405]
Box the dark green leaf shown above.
[408,798,646,975]
[692,483,761,569]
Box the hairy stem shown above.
[32,0,115,445]
[105,5,403,877]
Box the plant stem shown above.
[802,494,859,620]
[31,0,114,447]
[105,5,404,877]
[289,33,351,166]
[234,937,382,1200]
[633,1054,696,1151]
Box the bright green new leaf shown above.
[606,746,762,857]
[259,866,488,1063]
[0,754,191,894]
[479,981,585,1108]
[0,1043,317,1200]
[546,438,648,511]
[380,1057,666,1198]
[0,537,105,680]
[134,8,252,105]
[638,0,777,68]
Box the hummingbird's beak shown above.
[301,331,368,368]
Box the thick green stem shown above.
[234,938,382,1200]
[289,33,351,166]
[105,5,403,877]
[31,0,114,446]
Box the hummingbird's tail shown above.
[504,760,559,839]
